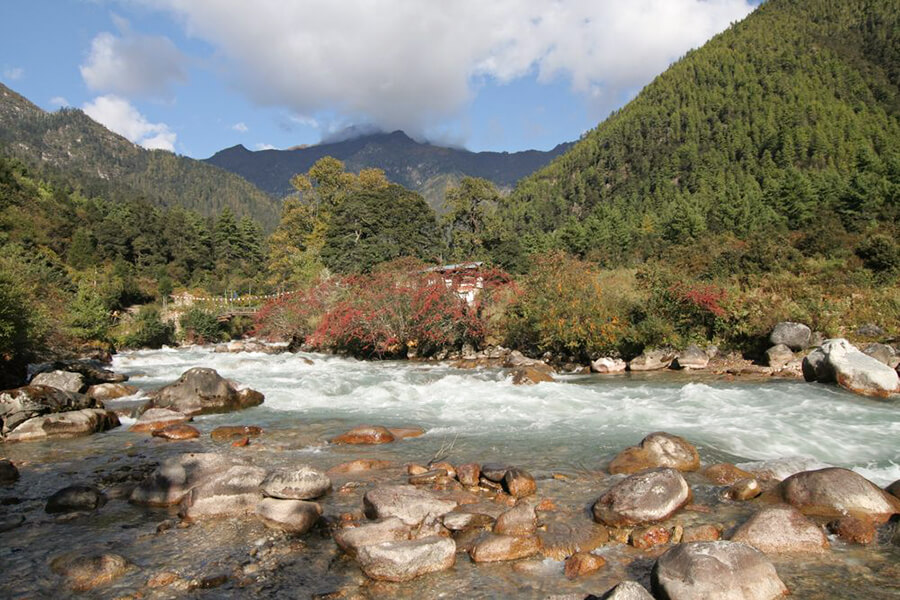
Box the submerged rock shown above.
[210,425,263,441]
[261,466,331,500]
[593,467,691,527]
[130,408,190,433]
[0,458,20,482]
[503,467,537,498]
[770,322,811,351]
[256,498,321,533]
[494,502,537,536]
[5,409,119,442]
[130,452,237,507]
[142,367,264,416]
[802,338,899,398]
[331,425,396,444]
[179,464,267,519]
[828,516,876,545]
[46,485,106,513]
[457,463,481,486]
[608,431,700,474]
[152,423,200,440]
[355,536,456,582]
[704,463,755,485]
[730,506,829,554]
[651,541,788,600]
[31,371,85,393]
[50,553,128,591]
[773,467,900,523]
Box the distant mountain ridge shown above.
[205,130,573,210]
[0,83,281,229]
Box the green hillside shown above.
[0,84,281,230]
[496,0,899,265]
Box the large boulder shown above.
[31,359,126,386]
[31,371,85,393]
[5,409,119,442]
[179,464,267,519]
[770,322,811,351]
[729,506,829,554]
[256,498,321,533]
[334,518,411,557]
[802,339,899,398]
[129,452,237,507]
[0,385,99,438]
[363,485,459,526]
[862,343,899,368]
[152,423,200,440]
[652,541,788,600]
[608,432,700,474]
[142,368,264,416]
[261,466,331,500]
[591,357,627,374]
[593,468,691,527]
[773,467,900,524]
[628,349,675,372]
[673,346,709,370]
[355,536,456,582]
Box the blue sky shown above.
[1,1,758,158]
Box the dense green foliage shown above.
[122,307,176,349]
[179,308,225,344]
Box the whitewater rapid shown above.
[113,347,900,486]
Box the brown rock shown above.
[387,427,425,440]
[210,425,263,441]
[50,553,128,591]
[511,365,554,385]
[429,461,456,479]
[564,552,606,579]
[728,478,762,501]
[774,467,900,523]
[593,468,692,527]
[609,432,700,475]
[730,505,829,554]
[86,383,139,402]
[327,459,393,475]
[457,463,481,486]
[0,459,19,482]
[681,524,721,543]
[147,571,178,588]
[407,464,429,476]
[152,423,200,441]
[331,425,395,445]
[129,408,190,433]
[232,436,250,447]
[704,463,755,485]
[631,525,671,550]
[409,469,448,485]
[827,516,876,545]
[503,467,537,498]
[469,534,542,562]
[494,502,537,536]
[142,367,263,416]
[5,408,119,442]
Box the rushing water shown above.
[1,346,898,599]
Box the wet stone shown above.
[681,524,722,543]
[730,505,829,554]
[631,525,671,550]
[50,553,128,591]
[130,408,190,433]
[261,465,331,500]
[593,468,691,527]
[503,467,537,498]
[728,478,762,501]
[355,536,456,582]
[457,463,481,486]
[152,423,201,440]
[408,469,448,485]
[210,425,263,441]
[333,517,411,557]
[494,502,537,536]
[0,459,19,483]
[828,516,876,545]
[704,463,755,485]
[775,467,900,523]
[609,431,700,475]
[469,533,542,562]
[256,498,322,534]
[564,551,606,579]
[480,463,508,482]
[363,485,459,526]
[327,459,393,475]
[331,425,395,445]
[46,485,106,513]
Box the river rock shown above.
[564,551,606,579]
[363,485,459,526]
[593,468,691,527]
[32,359,126,386]
[481,463,508,482]
[457,463,481,486]
[608,431,700,474]
[334,517,411,556]
[802,338,899,398]
[327,459,393,475]
[736,456,832,482]
[599,581,654,599]
[504,467,537,498]
[46,485,106,513]
[130,408,189,433]
[210,425,263,440]
[152,423,200,440]
[774,467,900,523]
[355,536,456,582]
[0,385,99,437]
[765,345,794,370]
[631,525,671,549]
[704,463,755,485]
[494,502,537,536]
[628,349,675,371]
[130,452,237,507]
[828,516,876,545]
[511,365,555,385]
[682,524,722,543]
[862,343,898,368]
[261,465,331,500]
[256,498,321,533]
[469,533,542,562]
[651,541,788,600]
[409,469,448,485]
[887,480,900,499]
[142,367,264,416]
[770,322,811,351]
[388,427,426,440]
[86,383,138,402]
[730,505,828,554]
[727,478,762,501]
[591,357,627,374]
[31,371,85,393]
[0,459,19,482]
[50,553,128,591]
[673,346,709,370]
[5,408,119,442]
[442,510,495,532]
[180,464,267,519]
[331,425,395,444]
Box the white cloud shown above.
[232,122,248,132]
[83,94,177,151]
[49,96,70,107]
[80,15,186,98]
[3,67,24,81]
[254,143,276,151]
[137,1,755,139]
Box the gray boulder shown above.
[770,322,811,351]
[652,541,788,600]
[5,409,119,442]
[802,338,899,397]
[355,536,456,582]
[765,345,794,370]
[363,485,459,526]
[130,452,237,507]
[142,367,264,416]
[673,345,709,370]
[774,467,900,524]
[334,517,411,557]
[31,371,85,393]
[255,498,321,533]
[179,464,267,519]
[261,466,331,500]
[862,343,898,368]
[591,357,627,373]
[46,485,106,513]
[729,506,829,554]
[0,385,99,437]
[599,581,655,600]
[593,467,691,527]
[628,349,675,372]
[31,359,126,386]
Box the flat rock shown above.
[46,485,106,513]
[86,383,139,402]
[210,425,263,440]
[31,371,85,393]
[331,425,395,445]
[5,409,119,442]
[334,517,411,557]
[261,466,331,500]
[143,367,264,416]
[355,536,456,582]
[0,385,99,437]
[609,431,700,474]
[51,553,128,591]
[593,467,691,527]
[469,533,542,562]
[774,467,900,523]
[256,498,321,533]
[494,502,537,536]
[363,485,459,526]
[130,408,190,433]
[180,464,267,519]
[730,505,829,554]
[770,322,811,351]
[651,541,788,600]
[599,581,654,599]
[152,423,200,440]
[130,452,237,507]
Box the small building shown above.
[424,262,485,306]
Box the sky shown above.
[1,1,759,158]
